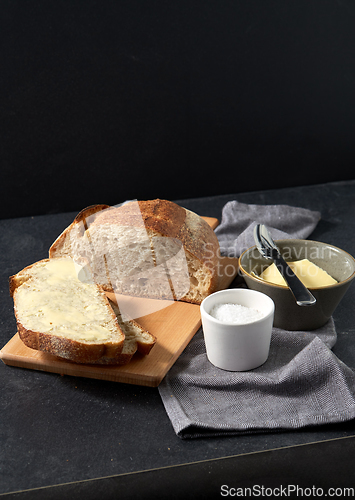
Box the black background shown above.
[2,0,355,219]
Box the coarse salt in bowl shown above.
[209,302,265,324]
[200,289,275,371]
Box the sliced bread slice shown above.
[10,257,126,364]
[95,301,156,365]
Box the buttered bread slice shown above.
[10,258,126,364]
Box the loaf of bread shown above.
[49,199,220,305]
[10,257,155,365]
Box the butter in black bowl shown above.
[239,239,355,331]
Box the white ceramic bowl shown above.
[200,288,275,371]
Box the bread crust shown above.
[49,199,220,303]
[108,301,156,357]
[129,318,156,355]
[94,200,219,279]
[49,204,110,258]
[11,257,156,365]
[9,258,63,296]
[11,258,128,364]
[17,323,124,364]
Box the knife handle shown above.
[272,251,316,306]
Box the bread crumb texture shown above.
[11,257,156,364]
[14,258,120,343]
[49,199,220,304]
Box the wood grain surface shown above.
[1,217,239,387]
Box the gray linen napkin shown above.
[158,201,355,438]
[159,321,355,438]
[215,200,321,257]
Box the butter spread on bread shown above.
[49,199,220,305]
[10,257,155,364]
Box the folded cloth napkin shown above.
[158,201,355,438]
[215,200,321,257]
[158,321,355,438]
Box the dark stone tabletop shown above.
[1,180,355,498]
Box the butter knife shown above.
[253,224,316,306]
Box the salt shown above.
[209,302,264,324]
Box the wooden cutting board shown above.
[1,217,239,387]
